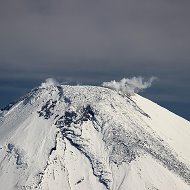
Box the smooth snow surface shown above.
[0,82,190,190]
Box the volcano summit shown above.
[0,79,190,190]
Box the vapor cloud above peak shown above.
[102,77,157,96]
[40,78,59,88]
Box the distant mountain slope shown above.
[0,80,190,190]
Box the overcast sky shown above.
[0,0,190,120]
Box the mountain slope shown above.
[0,80,190,190]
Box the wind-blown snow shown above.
[40,78,59,88]
[0,82,189,190]
[102,76,157,95]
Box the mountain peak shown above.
[0,83,190,190]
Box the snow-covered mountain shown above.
[0,80,190,190]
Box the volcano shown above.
[0,80,190,190]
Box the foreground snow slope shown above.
[0,80,189,190]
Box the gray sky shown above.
[0,0,190,120]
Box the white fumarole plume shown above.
[102,76,157,95]
[40,78,59,88]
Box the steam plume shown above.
[102,76,157,96]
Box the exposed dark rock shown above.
[75,177,84,185]
[38,100,57,119]
[1,102,15,112]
